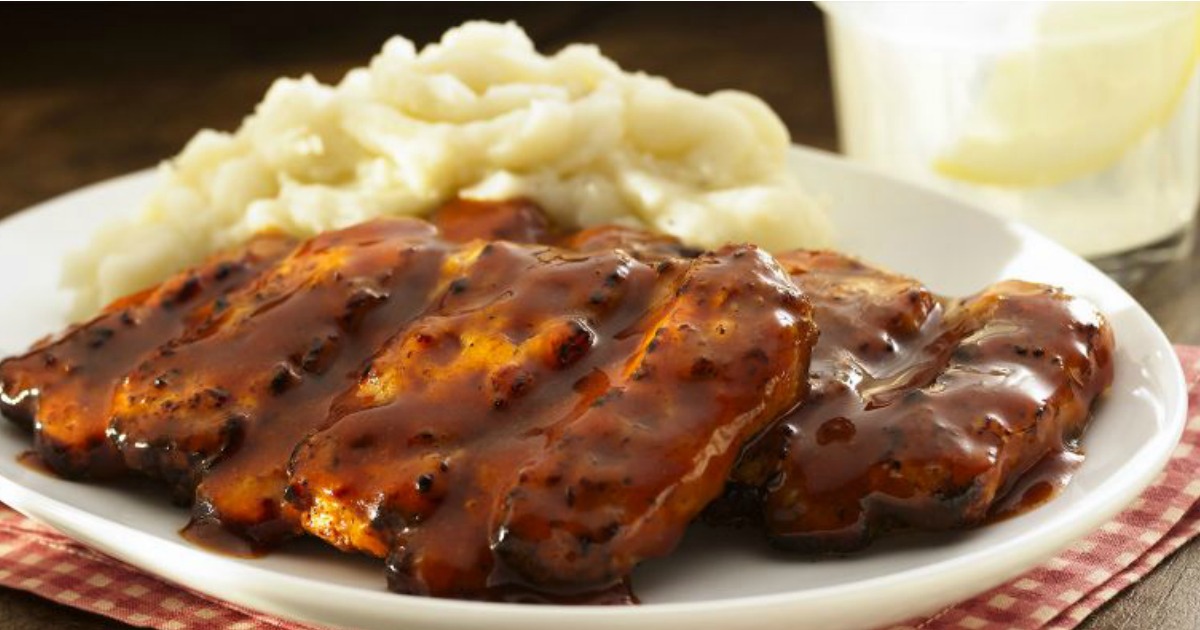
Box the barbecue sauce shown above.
[713,251,1114,551]
[0,200,1115,605]
[0,235,293,480]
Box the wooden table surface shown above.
[1,4,1197,629]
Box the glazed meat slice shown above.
[429,195,698,262]
[430,197,553,245]
[715,251,1115,551]
[109,218,456,547]
[556,225,700,261]
[287,241,817,600]
[0,235,292,478]
[0,197,536,486]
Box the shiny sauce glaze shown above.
[985,449,1085,524]
[430,197,553,246]
[165,199,579,553]
[0,235,293,479]
[712,250,1115,551]
[555,225,702,261]
[285,240,815,600]
[0,199,1118,604]
[108,219,457,546]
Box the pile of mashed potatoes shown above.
[64,21,832,316]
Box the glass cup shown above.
[818,1,1200,281]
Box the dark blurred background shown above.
[0,3,834,216]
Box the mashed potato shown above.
[64,21,832,317]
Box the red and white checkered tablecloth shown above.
[2,347,1199,630]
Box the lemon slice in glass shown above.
[934,3,1200,188]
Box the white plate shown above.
[0,147,1185,630]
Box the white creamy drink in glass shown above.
[821,2,1200,267]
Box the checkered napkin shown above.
[2,348,1200,630]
